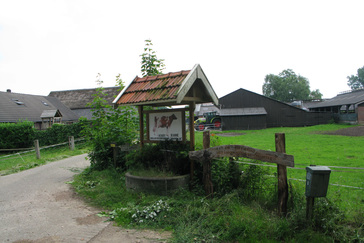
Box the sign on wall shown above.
[149,111,183,141]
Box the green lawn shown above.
[197,124,364,216]
[0,141,88,175]
[71,124,363,242]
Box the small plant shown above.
[131,199,170,224]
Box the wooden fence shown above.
[189,131,294,216]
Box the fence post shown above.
[203,131,213,199]
[275,133,288,216]
[69,136,75,151]
[34,140,41,159]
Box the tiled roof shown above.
[114,64,219,106]
[49,87,120,109]
[0,91,79,123]
[306,89,364,108]
[115,70,190,105]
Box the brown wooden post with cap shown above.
[138,105,144,148]
[189,102,195,186]
[203,130,213,198]
[275,133,288,216]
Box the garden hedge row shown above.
[0,121,84,149]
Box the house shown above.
[306,89,364,124]
[0,90,79,130]
[48,87,121,119]
[218,88,331,130]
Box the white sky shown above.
[0,0,363,99]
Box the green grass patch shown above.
[0,141,89,175]
[71,124,363,242]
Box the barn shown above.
[219,88,331,130]
[306,89,364,125]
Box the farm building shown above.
[48,87,121,119]
[306,89,364,124]
[0,90,79,130]
[218,88,331,130]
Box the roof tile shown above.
[116,70,191,105]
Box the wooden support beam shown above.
[138,106,144,148]
[203,131,213,198]
[276,133,288,216]
[189,145,294,167]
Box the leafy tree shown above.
[140,39,165,77]
[81,74,138,170]
[309,89,323,100]
[263,69,321,102]
[347,66,364,90]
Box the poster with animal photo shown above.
[149,111,183,141]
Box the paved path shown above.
[0,154,170,243]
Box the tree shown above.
[263,69,322,102]
[347,66,364,90]
[140,39,165,77]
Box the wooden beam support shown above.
[276,133,288,216]
[189,145,294,167]
[138,106,144,148]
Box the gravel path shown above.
[0,154,170,243]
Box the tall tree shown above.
[347,66,364,90]
[263,69,322,102]
[140,39,165,77]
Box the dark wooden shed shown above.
[219,89,331,129]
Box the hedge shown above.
[0,121,84,149]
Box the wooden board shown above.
[189,145,294,167]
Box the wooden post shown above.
[34,140,41,159]
[189,102,196,187]
[306,196,315,220]
[69,136,75,151]
[138,105,144,148]
[111,143,118,168]
[203,131,213,198]
[275,133,288,216]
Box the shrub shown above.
[81,86,138,171]
[0,121,35,149]
[34,122,83,146]
[126,141,190,175]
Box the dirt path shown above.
[0,154,170,243]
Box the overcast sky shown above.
[1,0,363,99]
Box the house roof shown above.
[49,87,121,109]
[307,89,364,108]
[220,107,267,116]
[40,109,62,118]
[113,64,219,106]
[0,91,79,123]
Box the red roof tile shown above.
[116,70,190,105]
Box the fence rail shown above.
[0,137,85,161]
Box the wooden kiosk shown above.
[113,64,219,151]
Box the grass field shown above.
[71,124,363,242]
[196,124,364,217]
[0,141,88,175]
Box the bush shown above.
[0,121,35,149]
[81,86,138,171]
[34,122,83,146]
[126,141,190,175]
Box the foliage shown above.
[34,122,83,146]
[72,167,361,242]
[263,69,322,102]
[81,76,138,170]
[140,39,165,77]
[126,141,190,175]
[0,120,34,149]
[347,65,364,90]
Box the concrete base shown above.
[125,172,190,195]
